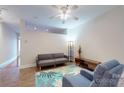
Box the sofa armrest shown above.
[64,55,69,59]
[80,70,94,81]
[36,57,39,67]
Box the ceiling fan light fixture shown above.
[59,13,70,20]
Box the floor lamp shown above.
[68,41,74,62]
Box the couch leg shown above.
[37,66,40,71]
[37,67,39,71]
[54,64,56,68]
[64,63,66,65]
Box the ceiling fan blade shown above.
[1,8,8,11]
[0,17,2,21]
[69,16,79,20]
[70,5,79,10]
[73,16,79,20]
[51,5,60,9]
[0,9,2,14]
[61,19,66,24]
[49,16,54,19]
[49,15,59,19]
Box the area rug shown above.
[35,65,82,87]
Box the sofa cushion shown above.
[38,54,53,60]
[54,58,68,64]
[54,58,68,62]
[53,53,64,58]
[38,59,55,66]
[92,59,120,86]
[63,74,91,87]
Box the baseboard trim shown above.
[0,56,17,69]
[20,63,36,69]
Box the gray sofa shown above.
[62,59,124,87]
[36,53,68,70]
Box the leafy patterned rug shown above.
[35,65,82,87]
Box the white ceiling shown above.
[0,5,117,32]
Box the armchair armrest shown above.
[80,70,94,81]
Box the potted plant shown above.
[78,45,82,58]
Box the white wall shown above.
[68,6,124,63]
[0,22,17,67]
[20,23,67,68]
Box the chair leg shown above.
[40,66,42,70]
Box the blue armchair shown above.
[62,59,124,87]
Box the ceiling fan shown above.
[50,5,79,24]
[0,8,8,22]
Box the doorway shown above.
[17,35,20,67]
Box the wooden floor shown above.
[0,62,70,87]
[0,61,37,87]
[19,67,36,87]
[0,61,19,87]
